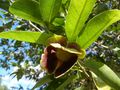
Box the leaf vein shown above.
[49,0,56,22]
[10,8,43,25]
[82,15,117,48]
[71,0,87,41]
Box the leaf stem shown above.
[77,60,95,88]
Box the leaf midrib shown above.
[82,14,118,49]
[4,31,37,42]
[10,8,43,25]
[49,0,57,22]
[72,0,87,41]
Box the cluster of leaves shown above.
[0,0,46,87]
[0,0,120,90]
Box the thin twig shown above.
[10,0,13,3]
[15,19,43,32]
[77,60,95,88]
[94,42,109,49]
[28,21,43,33]
[78,59,84,65]
[77,61,93,83]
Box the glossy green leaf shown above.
[0,31,51,45]
[84,60,120,90]
[56,75,76,90]
[46,75,76,90]
[65,0,96,41]
[45,78,66,90]
[91,71,111,90]
[9,0,44,26]
[32,74,54,90]
[39,0,62,23]
[76,10,120,49]
[53,17,65,26]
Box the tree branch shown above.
[77,60,95,88]
[28,21,43,33]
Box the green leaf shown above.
[39,0,62,23]
[45,75,76,90]
[17,69,23,81]
[109,44,120,57]
[96,3,108,15]
[76,10,120,49]
[65,0,96,42]
[116,72,120,78]
[15,25,28,31]
[0,31,51,45]
[84,60,120,90]
[10,62,18,66]
[56,75,76,90]
[49,25,65,35]
[53,17,65,26]
[31,74,54,90]
[74,85,84,90]
[9,0,44,26]
[0,27,4,32]
[91,71,111,90]
[62,0,68,4]
[4,21,13,29]
[45,78,66,90]
[101,35,114,41]
[0,0,10,11]
[76,71,88,80]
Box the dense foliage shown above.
[0,0,120,90]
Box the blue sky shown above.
[0,8,44,90]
